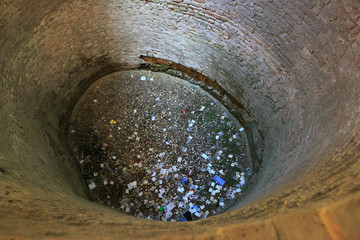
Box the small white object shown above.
[188,136,193,140]
[216,136,219,140]
[228,154,233,158]
[125,206,130,212]
[177,157,182,163]
[152,177,156,181]
[133,109,137,114]
[93,99,98,103]
[240,127,244,132]
[199,106,205,111]
[211,182,215,187]
[151,116,155,121]
[112,156,117,159]
[200,205,205,210]
[141,76,146,81]
[88,182,96,190]
[163,128,167,132]
[139,192,143,196]
[127,181,137,190]
[149,77,154,81]
[103,180,108,185]
[201,153,209,159]
[70,129,76,134]
[125,189,129,194]
[219,202,225,207]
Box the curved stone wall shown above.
[0,0,359,239]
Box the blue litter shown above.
[246,168,253,175]
[213,175,226,186]
[192,205,199,212]
[181,178,187,186]
[179,218,187,221]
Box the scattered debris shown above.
[69,71,252,222]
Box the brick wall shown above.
[0,0,359,238]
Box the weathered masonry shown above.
[0,0,359,239]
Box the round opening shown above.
[68,70,253,221]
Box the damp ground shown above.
[68,70,253,221]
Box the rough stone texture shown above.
[0,0,359,239]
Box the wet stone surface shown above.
[68,70,253,221]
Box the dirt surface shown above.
[68,70,252,221]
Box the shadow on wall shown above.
[0,0,359,239]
